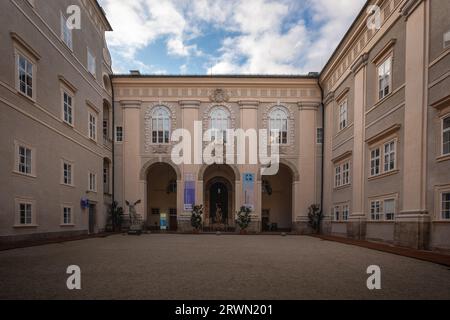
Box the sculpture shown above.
[125,200,142,225]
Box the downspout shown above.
[318,80,325,229]
[110,74,115,208]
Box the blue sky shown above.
[98,0,366,75]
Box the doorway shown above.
[209,182,229,224]
[88,204,96,234]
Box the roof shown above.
[112,74,319,80]
[94,0,113,31]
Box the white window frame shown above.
[88,172,97,192]
[377,56,392,101]
[61,160,74,186]
[88,111,97,141]
[61,89,75,126]
[15,50,36,100]
[61,205,74,226]
[441,192,450,220]
[338,100,348,131]
[317,128,323,144]
[87,48,96,77]
[14,198,37,227]
[269,106,289,145]
[115,126,123,143]
[60,12,73,50]
[151,106,171,144]
[334,161,351,188]
[442,115,450,156]
[14,140,36,177]
[369,196,397,222]
[333,206,340,222]
[342,205,349,221]
[370,139,398,178]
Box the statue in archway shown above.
[215,203,223,224]
[125,200,141,225]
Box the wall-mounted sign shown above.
[184,173,195,211]
[243,173,255,210]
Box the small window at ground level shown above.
[151,208,160,215]
[443,116,450,155]
[442,193,450,220]
[63,207,72,225]
[116,126,123,142]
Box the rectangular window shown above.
[317,128,323,144]
[384,199,395,221]
[334,206,340,221]
[116,126,123,142]
[342,162,350,185]
[152,208,160,215]
[88,172,97,192]
[87,49,96,76]
[89,112,97,141]
[443,116,450,156]
[370,200,382,221]
[103,120,108,139]
[63,91,73,125]
[19,203,33,225]
[335,166,341,188]
[63,207,72,225]
[18,54,33,98]
[342,205,349,221]
[384,141,396,172]
[103,166,109,194]
[61,13,73,49]
[442,193,450,220]
[378,57,392,100]
[18,145,32,175]
[63,162,73,185]
[339,100,348,131]
[370,148,381,176]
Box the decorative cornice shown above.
[323,91,335,106]
[335,87,350,103]
[298,102,320,111]
[86,99,100,113]
[400,0,423,19]
[366,124,401,145]
[332,151,353,164]
[120,100,142,108]
[10,32,41,60]
[58,75,78,93]
[179,100,201,109]
[239,100,260,109]
[351,53,369,74]
[372,39,397,64]
[430,95,450,111]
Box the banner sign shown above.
[243,173,255,210]
[160,213,167,230]
[184,173,196,211]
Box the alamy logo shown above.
[366,265,382,290]
[66,5,81,30]
[66,265,81,290]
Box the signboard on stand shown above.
[184,173,195,211]
[160,213,168,231]
[243,173,255,211]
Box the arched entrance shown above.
[261,163,294,232]
[202,164,237,231]
[146,162,178,231]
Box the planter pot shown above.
[240,229,248,235]
[193,229,200,234]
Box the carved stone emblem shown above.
[210,89,229,103]
[152,145,169,154]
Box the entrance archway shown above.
[146,162,178,231]
[261,163,293,232]
[202,164,237,230]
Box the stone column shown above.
[238,101,260,231]
[295,102,320,234]
[396,0,430,249]
[322,93,335,234]
[121,100,144,219]
[348,54,369,239]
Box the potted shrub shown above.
[307,204,323,234]
[236,206,252,235]
[191,205,203,233]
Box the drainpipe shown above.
[318,80,325,231]
[110,74,115,209]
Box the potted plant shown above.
[108,201,124,232]
[236,206,252,235]
[191,205,203,233]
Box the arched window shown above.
[269,107,288,144]
[210,106,230,142]
[152,106,170,144]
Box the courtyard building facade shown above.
[0,0,449,253]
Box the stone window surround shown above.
[61,158,75,187]
[115,126,123,143]
[60,82,76,127]
[87,108,98,142]
[88,171,97,193]
[368,193,398,222]
[434,185,450,222]
[332,202,350,222]
[61,204,75,226]
[373,40,396,103]
[367,126,400,180]
[13,139,37,178]
[14,197,38,228]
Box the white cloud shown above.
[99,0,366,74]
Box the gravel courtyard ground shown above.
[0,234,449,300]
